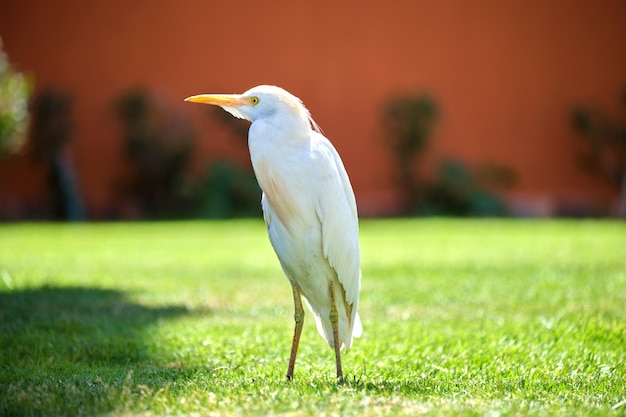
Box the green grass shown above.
[1,219,625,416]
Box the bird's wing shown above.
[313,133,361,306]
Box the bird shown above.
[185,85,362,380]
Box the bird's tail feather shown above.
[303,298,361,352]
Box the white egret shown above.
[185,85,362,380]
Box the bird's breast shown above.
[253,156,308,234]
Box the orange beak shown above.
[184,94,246,107]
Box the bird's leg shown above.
[286,281,304,381]
[328,281,343,381]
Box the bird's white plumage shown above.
[242,86,361,351]
[185,85,361,371]
[260,136,362,349]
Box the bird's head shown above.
[185,85,320,132]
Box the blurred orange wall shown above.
[1,0,625,216]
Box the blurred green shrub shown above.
[193,106,261,219]
[194,161,261,219]
[114,89,196,219]
[382,92,514,216]
[572,89,626,217]
[31,89,72,159]
[30,89,84,220]
[382,93,438,210]
[0,39,31,157]
[114,89,262,220]
[419,159,515,216]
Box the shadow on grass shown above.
[0,286,208,415]
[0,285,203,365]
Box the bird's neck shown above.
[248,117,311,155]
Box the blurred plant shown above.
[30,88,84,220]
[114,89,263,220]
[31,89,72,159]
[419,159,515,216]
[0,38,32,157]
[194,161,261,219]
[382,93,438,210]
[571,90,626,217]
[193,107,261,219]
[382,92,515,216]
[114,89,195,219]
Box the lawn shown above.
[0,219,625,416]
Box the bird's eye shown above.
[250,97,259,105]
